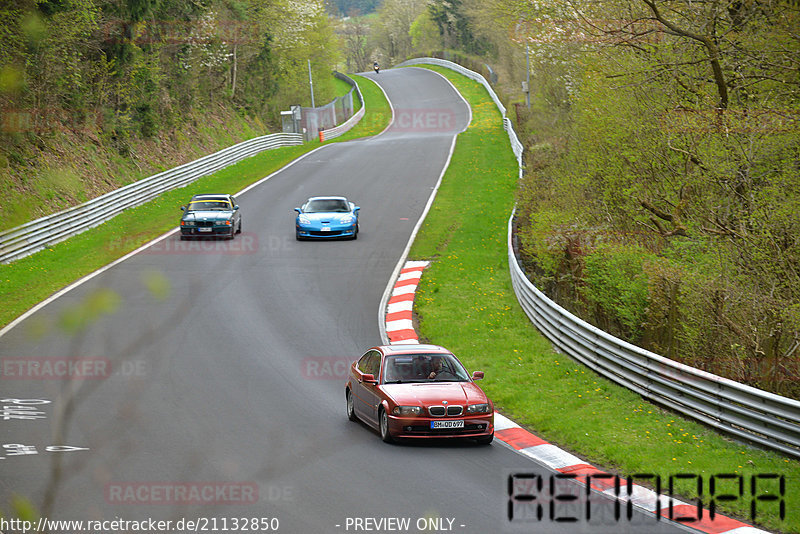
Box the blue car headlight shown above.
[298,215,312,225]
[339,215,355,225]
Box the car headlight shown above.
[339,215,354,225]
[392,406,422,416]
[181,221,195,226]
[222,220,232,226]
[298,215,312,224]
[466,403,490,414]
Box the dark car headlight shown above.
[466,403,491,414]
[392,406,422,416]
[181,221,195,226]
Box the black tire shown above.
[180,235,187,241]
[352,226,358,240]
[379,408,393,443]
[475,433,494,445]
[346,389,357,422]
[295,233,303,241]
[236,219,242,234]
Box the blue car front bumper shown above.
[296,223,357,238]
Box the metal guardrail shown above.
[396,58,523,178]
[0,133,303,264]
[0,72,368,264]
[397,56,800,459]
[324,72,366,140]
[508,212,800,459]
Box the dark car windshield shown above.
[305,199,349,213]
[187,200,231,211]
[382,353,470,384]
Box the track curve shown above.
[0,68,686,533]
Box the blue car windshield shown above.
[188,200,231,211]
[305,199,349,213]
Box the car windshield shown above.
[382,353,470,384]
[188,200,231,211]
[305,199,349,213]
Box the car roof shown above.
[191,194,232,200]
[376,344,453,356]
[306,196,348,202]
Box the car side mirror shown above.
[233,205,240,211]
[353,207,360,213]
[180,206,186,211]
[472,371,484,381]
[361,373,377,384]
[294,207,302,214]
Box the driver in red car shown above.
[427,356,455,380]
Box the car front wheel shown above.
[346,389,357,422]
[379,408,393,443]
[475,433,494,445]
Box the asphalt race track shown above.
[0,68,688,534]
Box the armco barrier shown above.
[396,57,523,179]
[0,133,302,264]
[322,72,366,141]
[508,212,800,459]
[0,72,370,264]
[399,57,800,459]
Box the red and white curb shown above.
[384,261,429,344]
[383,260,770,534]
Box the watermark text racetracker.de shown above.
[391,108,458,133]
[106,232,299,256]
[301,357,353,380]
[104,482,293,505]
[0,516,280,533]
[1,357,146,380]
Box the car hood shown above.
[183,210,232,221]
[298,212,353,223]
[382,382,488,406]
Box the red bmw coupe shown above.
[345,344,494,444]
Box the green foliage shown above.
[428,0,491,55]
[329,0,381,17]
[490,0,800,397]
[582,245,654,340]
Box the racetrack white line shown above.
[377,67,471,345]
[0,144,332,340]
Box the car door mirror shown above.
[472,371,484,381]
[233,205,240,211]
[361,373,377,384]
[294,207,302,214]
[180,206,186,211]
[353,206,360,213]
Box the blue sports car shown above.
[294,196,360,240]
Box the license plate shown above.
[198,228,212,232]
[431,420,464,429]
[321,227,331,232]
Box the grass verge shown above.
[409,64,799,533]
[0,74,390,329]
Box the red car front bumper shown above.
[387,413,494,440]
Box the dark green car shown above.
[179,194,242,240]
